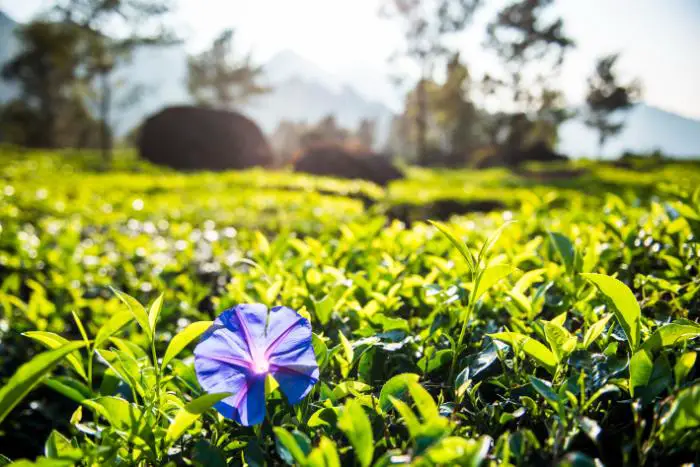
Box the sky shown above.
[2,0,700,119]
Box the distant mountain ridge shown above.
[1,9,699,158]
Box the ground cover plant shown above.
[0,149,698,466]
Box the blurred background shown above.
[1,0,699,174]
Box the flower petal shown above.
[226,303,269,359]
[270,344,319,405]
[198,306,265,362]
[233,375,266,426]
[195,353,249,420]
[264,306,312,359]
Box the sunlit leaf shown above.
[0,342,86,424]
[429,220,475,274]
[161,321,212,371]
[489,332,557,374]
[165,393,231,445]
[23,331,87,381]
[111,288,151,340]
[581,273,641,351]
[337,399,374,467]
[379,373,419,413]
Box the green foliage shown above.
[0,151,698,465]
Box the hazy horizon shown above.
[2,0,699,120]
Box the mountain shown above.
[559,104,700,159]
[246,50,394,144]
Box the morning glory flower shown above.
[194,304,319,426]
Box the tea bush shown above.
[0,149,698,466]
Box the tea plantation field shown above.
[0,149,699,466]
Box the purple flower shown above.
[194,304,319,426]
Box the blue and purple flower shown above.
[194,304,319,426]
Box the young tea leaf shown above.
[543,322,577,362]
[337,399,374,467]
[111,288,152,340]
[274,427,308,466]
[582,314,613,349]
[489,332,557,374]
[629,349,653,397]
[378,373,419,413]
[94,310,134,350]
[429,220,476,275]
[23,331,87,381]
[581,273,641,351]
[165,392,232,445]
[473,265,515,303]
[147,293,164,333]
[0,341,86,424]
[161,321,213,371]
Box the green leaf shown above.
[548,232,576,273]
[306,437,341,467]
[161,321,212,371]
[660,383,700,445]
[23,332,87,381]
[44,430,82,461]
[147,293,164,333]
[638,354,673,402]
[582,314,612,349]
[111,288,151,340]
[477,221,515,265]
[429,220,476,274]
[44,377,91,404]
[308,407,338,429]
[674,352,697,386]
[424,436,491,466]
[629,349,653,397]
[337,331,354,378]
[193,439,227,467]
[378,373,419,413]
[0,341,86,424]
[408,381,439,421]
[417,349,453,374]
[274,427,309,466]
[543,322,577,362]
[489,332,557,374]
[71,311,89,345]
[642,320,700,353]
[82,396,146,432]
[473,265,515,303]
[94,310,134,350]
[581,273,641,351]
[337,399,374,467]
[529,376,560,410]
[165,392,231,445]
[312,333,329,371]
[389,396,420,438]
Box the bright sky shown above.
[3,0,700,119]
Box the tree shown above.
[431,53,484,159]
[484,0,575,154]
[187,29,270,109]
[584,53,641,155]
[380,0,482,165]
[47,0,179,164]
[1,21,100,148]
[356,119,376,148]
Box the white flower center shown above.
[253,358,270,374]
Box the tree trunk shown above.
[416,77,428,166]
[99,69,112,166]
